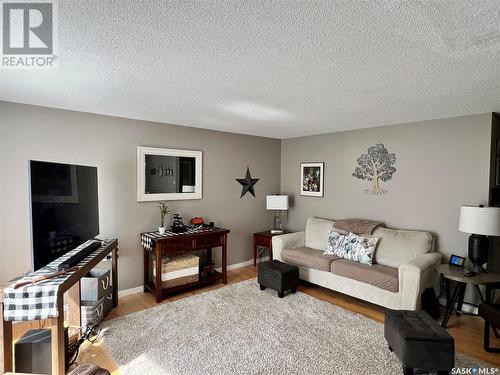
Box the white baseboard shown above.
[118,286,144,297]
[215,256,268,272]
[438,297,478,315]
[117,257,264,297]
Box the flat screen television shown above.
[29,160,99,270]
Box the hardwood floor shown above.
[8,265,500,373]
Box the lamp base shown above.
[468,233,489,273]
[270,229,284,235]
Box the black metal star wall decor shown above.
[236,167,259,198]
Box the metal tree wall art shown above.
[352,143,396,195]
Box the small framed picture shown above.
[300,162,324,197]
[449,254,466,268]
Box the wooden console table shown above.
[143,228,229,303]
[2,239,118,375]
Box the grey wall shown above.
[0,101,281,290]
[281,114,492,266]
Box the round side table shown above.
[438,264,500,328]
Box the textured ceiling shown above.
[1,1,500,139]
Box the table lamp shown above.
[458,205,500,275]
[266,195,289,234]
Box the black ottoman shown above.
[385,310,454,375]
[258,260,299,298]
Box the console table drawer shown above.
[161,240,193,253]
[194,235,222,249]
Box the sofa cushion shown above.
[281,247,340,272]
[330,259,399,292]
[372,227,433,268]
[305,217,335,251]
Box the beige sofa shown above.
[272,217,442,310]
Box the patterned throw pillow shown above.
[324,230,348,256]
[324,230,379,265]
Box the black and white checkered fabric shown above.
[3,239,115,321]
[141,228,217,251]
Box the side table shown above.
[253,231,288,267]
[438,264,500,328]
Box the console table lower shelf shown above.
[142,228,229,303]
[144,271,224,298]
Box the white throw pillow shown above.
[324,230,379,265]
[324,230,348,256]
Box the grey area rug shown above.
[101,279,487,375]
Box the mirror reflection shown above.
[145,155,196,194]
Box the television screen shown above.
[30,160,99,270]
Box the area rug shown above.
[101,279,488,375]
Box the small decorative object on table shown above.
[190,217,205,225]
[266,195,289,234]
[258,260,299,298]
[158,201,170,234]
[201,262,215,278]
[385,309,454,375]
[449,254,465,268]
[172,213,187,233]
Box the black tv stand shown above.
[57,240,102,270]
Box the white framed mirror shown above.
[137,146,202,201]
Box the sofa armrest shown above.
[399,252,443,310]
[272,231,305,261]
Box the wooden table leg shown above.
[155,247,163,303]
[51,296,65,375]
[444,277,450,306]
[112,246,119,308]
[2,317,13,373]
[475,284,485,303]
[64,283,81,337]
[143,248,149,293]
[222,234,227,284]
[442,281,463,328]
[456,283,466,316]
[206,247,212,265]
[253,235,257,267]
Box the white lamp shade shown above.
[266,195,289,210]
[458,206,500,236]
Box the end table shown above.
[438,264,500,328]
[253,231,288,266]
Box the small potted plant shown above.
[158,201,170,234]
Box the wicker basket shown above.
[153,254,199,288]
